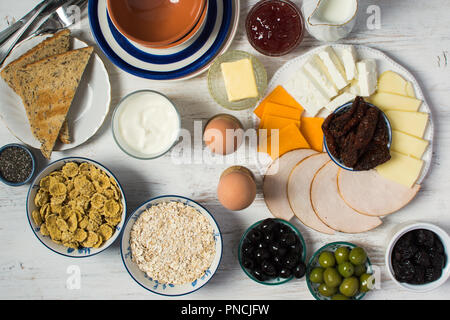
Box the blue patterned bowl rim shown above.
[120,195,223,296]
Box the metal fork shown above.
[28,0,88,37]
[0,0,55,66]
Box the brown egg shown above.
[217,166,256,211]
[203,114,244,155]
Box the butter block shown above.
[370,92,422,112]
[385,110,429,138]
[391,130,429,159]
[376,151,424,188]
[221,58,258,102]
[303,55,338,99]
[318,46,349,90]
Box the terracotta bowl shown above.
[107,0,206,47]
[144,0,209,49]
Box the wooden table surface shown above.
[1,0,449,300]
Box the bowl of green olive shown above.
[306,242,374,300]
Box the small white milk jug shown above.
[303,0,359,42]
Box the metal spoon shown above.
[0,0,55,66]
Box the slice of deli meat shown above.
[311,162,382,233]
[287,153,335,234]
[337,169,421,216]
[264,149,318,220]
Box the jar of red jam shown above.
[246,0,305,57]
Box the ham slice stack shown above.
[263,149,421,234]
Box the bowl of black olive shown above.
[0,143,36,187]
[386,222,450,292]
[238,218,307,285]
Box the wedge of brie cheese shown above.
[317,46,349,90]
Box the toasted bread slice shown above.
[1,29,72,144]
[15,46,94,159]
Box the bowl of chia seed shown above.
[0,144,36,186]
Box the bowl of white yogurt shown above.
[112,90,181,159]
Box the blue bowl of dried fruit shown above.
[0,143,36,187]
[323,99,392,171]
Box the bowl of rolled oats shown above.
[120,195,223,296]
[26,157,127,258]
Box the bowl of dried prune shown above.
[322,97,392,171]
[238,218,307,285]
[386,222,450,292]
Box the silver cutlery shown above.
[0,0,55,66]
[29,0,88,37]
[0,0,62,47]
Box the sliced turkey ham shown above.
[311,162,382,233]
[287,153,335,235]
[337,169,420,217]
[264,149,318,220]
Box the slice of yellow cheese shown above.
[254,85,304,119]
[376,151,424,188]
[259,114,300,131]
[258,123,310,159]
[370,92,422,112]
[385,110,429,138]
[378,71,416,98]
[263,102,302,121]
[391,130,429,159]
[221,58,258,102]
[300,117,324,152]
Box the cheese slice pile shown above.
[368,70,430,188]
[255,85,324,159]
[283,45,378,117]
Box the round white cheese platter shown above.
[254,44,434,185]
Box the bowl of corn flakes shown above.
[26,157,127,257]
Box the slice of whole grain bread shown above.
[15,46,94,159]
[0,29,72,144]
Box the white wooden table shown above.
[1,0,449,300]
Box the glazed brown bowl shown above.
[150,0,209,49]
[107,0,207,48]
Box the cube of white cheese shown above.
[337,46,358,81]
[317,46,349,90]
[325,92,356,111]
[356,59,377,97]
[303,55,338,99]
[221,59,258,102]
[284,70,330,116]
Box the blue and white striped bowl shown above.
[120,195,223,296]
[88,0,239,81]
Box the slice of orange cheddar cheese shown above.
[254,85,304,118]
[300,117,325,152]
[259,114,300,131]
[263,102,302,121]
[258,123,310,159]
